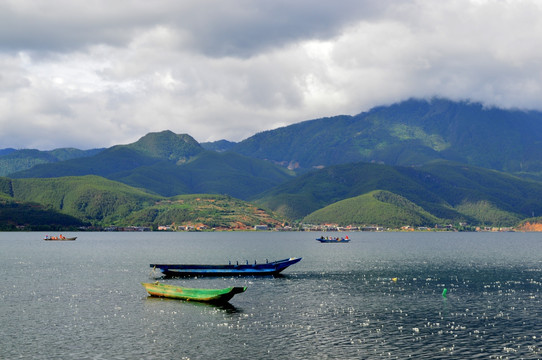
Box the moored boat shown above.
[150,257,302,277]
[141,282,246,303]
[316,236,350,243]
[44,235,77,241]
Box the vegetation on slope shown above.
[517,217,542,231]
[0,196,89,231]
[200,140,237,152]
[454,201,521,227]
[10,175,161,225]
[123,131,204,162]
[123,194,285,229]
[303,190,441,228]
[253,162,457,220]
[254,160,542,227]
[10,131,204,179]
[0,148,103,176]
[0,176,285,230]
[4,99,542,229]
[231,98,542,176]
[10,131,293,200]
[110,151,295,199]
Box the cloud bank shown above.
[1,0,541,149]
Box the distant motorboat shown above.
[316,236,350,243]
[44,235,77,241]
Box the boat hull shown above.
[44,237,77,241]
[141,282,246,303]
[150,257,302,277]
[316,238,350,243]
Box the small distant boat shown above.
[44,235,77,241]
[150,257,302,277]
[316,236,350,243]
[141,282,246,303]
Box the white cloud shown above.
[0,0,542,150]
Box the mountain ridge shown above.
[230,98,542,176]
[253,160,542,227]
[3,98,542,229]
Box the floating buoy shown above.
[392,277,398,282]
[442,288,448,298]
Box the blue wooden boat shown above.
[150,257,302,277]
[316,236,350,243]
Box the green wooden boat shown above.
[141,282,247,303]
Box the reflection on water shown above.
[144,295,243,314]
[0,231,541,359]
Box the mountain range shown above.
[230,98,542,176]
[2,97,542,230]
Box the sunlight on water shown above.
[0,231,541,359]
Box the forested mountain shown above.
[0,148,16,156]
[253,161,542,227]
[4,99,542,229]
[0,147,104,176]
[10,131,295,199]
[0,176,285,229]
[108,150,295,199]
[231,98,542,177]
[10,131,203,178]
[0,196,89,231]
[201,139,236,152]
[303,190,441,228]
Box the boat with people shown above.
[316,236,350,243]
[150,257,302,277]
[44,235,77,241]
[141,282,246,303]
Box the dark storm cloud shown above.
[0,0,390,55]
[0,0,541,150]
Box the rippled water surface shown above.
[1,231,542,359]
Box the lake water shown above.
[1,231,541,359]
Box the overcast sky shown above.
[1,0,541,150]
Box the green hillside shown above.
[4,99,542,229]
[10,131,202,178]
[9,176,161,225]
[109,151,295,199]
[253,162,454,220]
[10,130,293,200]
[0,178,89,230]
[0,198,88,231]
[254,161,542,227]
[454,201,521,227]
[10,145,159,178]
[201,140,236,152]
[303,190,441,228]
[231,98,542,176]
[123,131,204,162]
[123,194,284,229]
[0,176,285,229]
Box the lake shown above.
[1,231,541,359]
